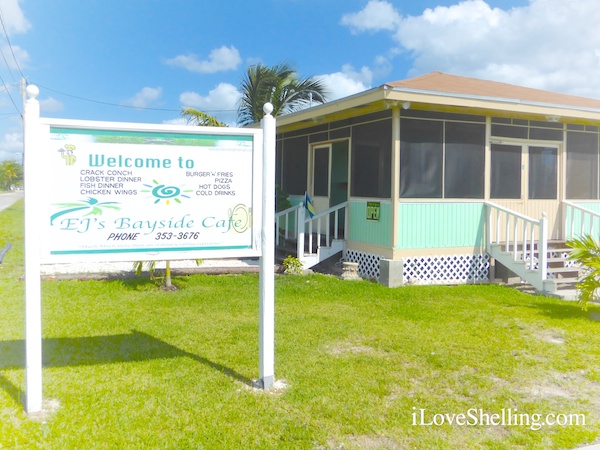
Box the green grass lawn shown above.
[2,199,600,449]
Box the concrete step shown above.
[546,266,579,273]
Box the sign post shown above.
[259,104,275,389]
[23,84,43,413]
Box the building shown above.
[274,72,600,293]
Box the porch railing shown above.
[275,203,302,245]
[302,201,349,256]
[485,202,548,291]
[563,200,600,240]
[275,201,349,266]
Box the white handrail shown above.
[485,201,537,223]
[303,201,349,254]
[275,201,348,265]
[563,200,600,239]
[305,201,349,221]
[485,202,547,287]
[275,203,302,244]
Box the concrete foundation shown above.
[379,259,404,288]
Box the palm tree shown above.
[0,160,22,191]
[237,62,328,126]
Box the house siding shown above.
[397,202,485,249]
[348,200,392,247]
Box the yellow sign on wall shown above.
[367,201,380,221]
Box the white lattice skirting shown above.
[346,250,490,284]
[346,249,382,280]
[402,254,490,284]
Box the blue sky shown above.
[1,0,600,161]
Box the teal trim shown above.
[51,245,251,255]
[289,196,304,208]
[50,127,253,145]
[565,202,600,239]
[349,201,391,247]
[397,203,484,249]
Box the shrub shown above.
[566,234,600,310]
[282,255,303,275]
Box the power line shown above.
[0,6,25,80]
[0,6,24,114]
[0,47,15,82]
[0,7,238,117]
[32,82,237,114]
[0,72,20,115]
[34,82,180,111]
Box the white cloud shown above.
[0,0,31,35]
[165,46,241,74]
[340,0,402,34]
[0,131,22,162]
[122,87,162,108]
[179,82,241,125]
[339,63,373,85]
[318,69,371,101]
[39,96,63,113]
[1,44,29,69]
[341,0,600,98]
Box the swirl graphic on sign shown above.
[153,184,180,199]
[50,197,120,225]
[142,180,193,205]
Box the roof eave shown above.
[385,86,600,121]
[274,85,386,128]
[275,83,600,132]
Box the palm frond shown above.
[566,234,600,310]
[237,62,328,126]
[181,108,227,127]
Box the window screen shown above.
[528,146,557,200]
[350,120,392,198]
[282,136,308,195]
[566,131,598,199]
[490,144,521,199]
[444,122,485,198]
[313,146,329,196]
[400,119,443,198]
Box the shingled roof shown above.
[386,71,600,110]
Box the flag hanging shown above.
[304,192,316,218]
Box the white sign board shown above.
[37,120,263,262]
